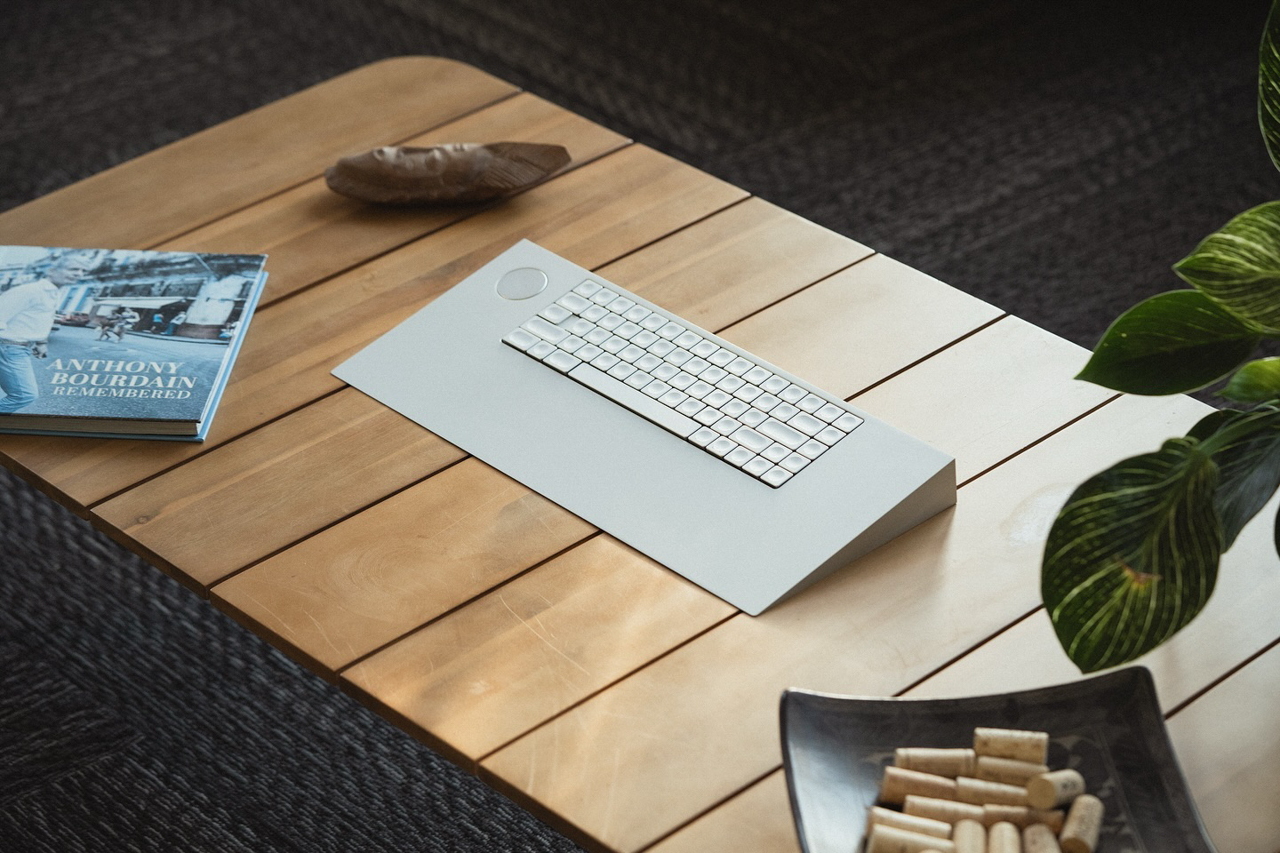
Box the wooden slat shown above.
[905,491,1280,709]
[213,458,596,675]
[88,195,848,588]
[0,57,516,249]
[1,144,747,509]
[341,535,734,766]
[94,389,465,589]
[164,92,629,305]
[479,394,1209,853]
[1166,642,1280,853]
[331,294,1111,780]
[646,772,798,853]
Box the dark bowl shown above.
[780,667,1215,853]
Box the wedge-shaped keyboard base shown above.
[334,240,956,615]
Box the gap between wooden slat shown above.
[1164,632,1280,718]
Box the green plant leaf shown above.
[1261,0,1280,172]
[1221,357,1280,402]
[1174,202,1280,331]
[1193,407,1280,548]
[1076,290,1261,394]
[1042,438,1222,673]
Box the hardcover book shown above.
[0,245,268,440]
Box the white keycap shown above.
[618,344,647,363]
[543,350,581,373]
[798,440,828,460]
[539,304,571,323]
[730,426,771,453]
[763,443,790,462]
[690,426,719,447]
[574,280,602,297]
[568,362,699,439]
[557,292,591,313]
[701,366,728,384]
[626,370,653,389]
[591,287,619,304]
[691,340,719,358]
[744,456,773,477]
[658,322,685,340]
[642,380,671,399]
[614,321,643,339]
[816,426,844,446]
[523,316,569,343]
[632,331,659,348]
[647,340,676,357]
[659,389,687,407]
[797,394,825,413]
[754,393,780,413]
[598,313,624,331]
[789,411,825,436]
[704,390,731,408]
[664,348,693,366]
[740,408,767,428]
[720,399,749,418]
[707,348,735,367]
[695,407,723,426]
[503,328,539,351]
[761,375,789,394]
[781,453,810,473]
[607,361,636,380]
[592,352,620,371]
[674,331,702,349]
[815,403,845,423]
[624,305,651,323]
[635,353,663,372]
[599,336,626,355]
[581,305,608,322]
[528,341,555,359]
[557,335,586,353]
[687,381,714,399]
[762,466,792,487]
[743,366,771,385]
[585,327,611,345]
[652,363,679,381]
[683,357,710,376]
[834,413,863,432]
[677,398,705,416]
[758,417,807,449]
[717,375,745,393]
[712,416,739,436]
[567,317,594,336]
[640,314,668,331]
[779,384,807,404]
[669,372,696,390]
[726,357,755,376]
[726,447,755,467]
[773,403,800,422]
[576,344,603,362]
[707,437,737,457]
[733,384,762,403]
[609,297,636,313]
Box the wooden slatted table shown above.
[2,57,1277,853]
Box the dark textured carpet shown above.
[0,1,1275,850]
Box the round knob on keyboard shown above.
[496,267,548,300]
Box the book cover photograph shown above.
[0,245,268,440]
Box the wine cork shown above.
[973,727,1049,764]
[881,766,959,805]
[865,824,958,853]
[981,805,1065,833]
[1060,794,1104,853]
[903,795,984,824]
[951,819,985,853]
[988,821,1021,853]
[975,756,1049,785]
[1026,769,1086,809]
[1023,823,1063,853]
[895,747,978,778]
[955,776,1029,806]
[868,806,953,839]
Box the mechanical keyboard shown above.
[333,240,956,615]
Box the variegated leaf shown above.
[1042,438,1222,672]
[1190,406,1280,548]
[1221,356,1280,403]
[1261,0,1280,172]
[1174,202,1280,331]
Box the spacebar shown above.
[567,363,700,438]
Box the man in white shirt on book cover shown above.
[0,251,96,413]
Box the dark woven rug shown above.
[0,0,1274,850]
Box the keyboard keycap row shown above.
[503,280,863,487]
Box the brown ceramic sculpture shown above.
[324,141,571,205]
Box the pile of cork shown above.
[862,727,1104,853]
